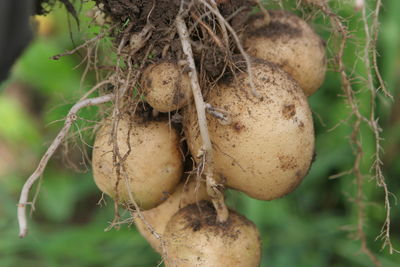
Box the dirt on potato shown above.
[180,201,254,240]
[246,10,303,40]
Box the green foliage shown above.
[0,1,399,266]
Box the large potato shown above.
[243,10,327,95]
[184,61,314,200]
[92,116,183,210]
[141,61,192,112]
[133,178,210,253]
[164,201,261,267]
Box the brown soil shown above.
[218,0,256,30]
[246,10,303,40]
[282,104,296,119]
[95,0,180,25]
[180,200,253,240]
[94,0,256,82]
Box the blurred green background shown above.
[0,0,399,266]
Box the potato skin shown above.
[164,201,261,267]
[184,61,314,200]
[92,116,183,210]
[141,62,192,112]
[243,10,327,96]
[133,179,210,253]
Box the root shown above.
[191,11,224,48]
[176,10,228,223]
[323,3,381,265]
[371,0,391,99]
[310,0,397,263]
[351,120,382,267]
[198,0,261,99]
[96,18,169,258]
[120,163,169,263]
[205,103,232,125]
[209,0,229,48]
[50,24,117,60]
[255,0,270,25]
[128,23,154,56]
[360,1,397,255]
[108,26,155,216]
[17,93,113,238]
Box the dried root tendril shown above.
[17,93,113,238]
[176,8,229,223]
[308,1,398,265]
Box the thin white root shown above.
[255,0,270,25]
[209,0,229,47]
[122,167,168,261]
[312,0,396,262]
[205,103,232,125]
[176,13,229,223]
[17,94,114,238]
[198,0,261,99]
[51,25,117,60]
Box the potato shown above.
[243,10,327,95]
[133,178,210,253]
[92,115,183,209]
[141,61,192,112]
[184,61,314,200]
[164,201,261,267]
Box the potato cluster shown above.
[91,9,325,267]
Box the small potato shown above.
[92,115,183,210]
[164,201,261,267]
[133,178,210,253]
[243,10,327,95]
[184,61,314,200]
[141,62,192,112]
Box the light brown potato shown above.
[184,61,314,200]
[141,62,192,112]
[164,201,261,267]
[133,179,210,253]
[243,10,327,96]
[92,116,183,210]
